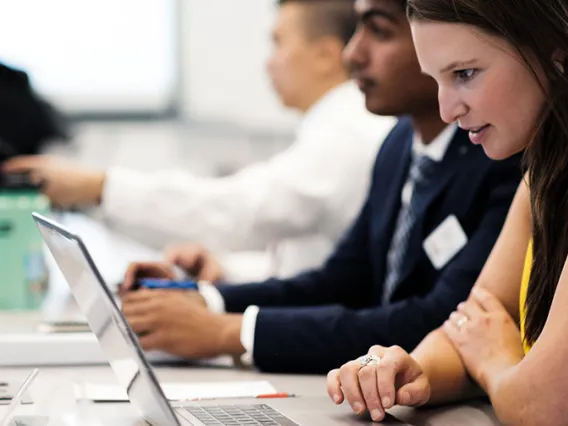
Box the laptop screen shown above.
[33,213,180,426]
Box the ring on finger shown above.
[455,314,469,331]
[358,354,381,370]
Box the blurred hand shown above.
[443,287,524,392]
[121,289,244,358]
[120,261,177,294]
[164,244,225,282]
[327,345,431,422]
[2,155,105,208]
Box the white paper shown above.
[75,381,278,402]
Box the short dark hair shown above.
[277,0,357,46]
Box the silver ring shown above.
[456,315,469,330]
[358,354,381,370]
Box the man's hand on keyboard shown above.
[121,288,246,359]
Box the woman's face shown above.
[411,21,547,160]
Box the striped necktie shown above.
[382,154,438,303]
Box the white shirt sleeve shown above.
[217,251,274,284]
[100,116,390,254]
[239,305,260,367]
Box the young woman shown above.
[327,1,568,424]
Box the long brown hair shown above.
[407,0,568,346]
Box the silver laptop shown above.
[32,213,301,426]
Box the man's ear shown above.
[313,36,346,73]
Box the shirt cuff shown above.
[239,305,260,367]
[198,281,226,314]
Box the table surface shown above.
[0,214,502,425]
[0,364,501,426]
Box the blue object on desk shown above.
[139,278,198,290]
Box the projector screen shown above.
[0,0,177,114]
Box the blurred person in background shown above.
[3,0,395,283]
[0,62,69,165]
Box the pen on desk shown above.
[187,393,296,402]
[255,392,296,399]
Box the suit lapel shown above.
[391,129,472,293]
[370,125,413,295]
[380,137,413,233]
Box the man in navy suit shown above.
[120,0,522,374]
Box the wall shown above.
[180,0,299,132]
[0,0,176,113]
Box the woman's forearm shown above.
[411,328,483,405]
[488,354,561,425]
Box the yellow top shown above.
[519,239,533,354]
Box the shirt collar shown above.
[412,123,458,162]
[302,80,356,124]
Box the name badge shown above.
[423,215,468,269]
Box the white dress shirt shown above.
[101,81,396,282]
[199,122,459,367]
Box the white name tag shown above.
[423,215,468,270]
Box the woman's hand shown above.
[326,345,431,422]
[444,287,525,393]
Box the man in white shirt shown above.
[117,0,522,375]
[3,0,395,283]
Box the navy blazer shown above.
[217,118,522,374]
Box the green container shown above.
[0,187,51,310]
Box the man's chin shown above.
[364,99,393,116]
[276,94,295,110]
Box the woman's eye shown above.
[454,69,477,83]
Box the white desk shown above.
[0,363,501,426]
[0,214,502,425]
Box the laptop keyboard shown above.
[183,404,299,426]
